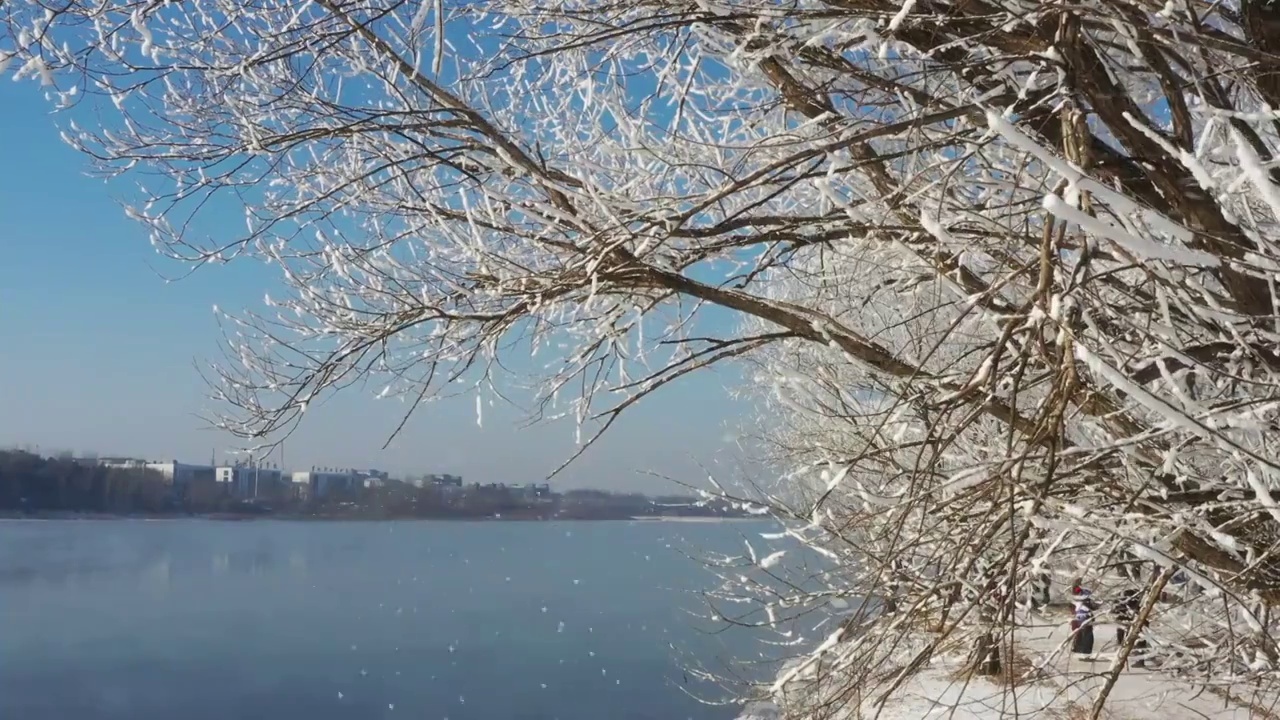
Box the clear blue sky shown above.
[0,81,749,493]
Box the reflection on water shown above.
[0,523,301,588]
[0,519,768,720]
[0,528,174,589]
[290,548,308,578]
[140,552,171,594]
[219,547,278,577]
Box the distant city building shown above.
[511,483,552,501]
[99,457,148,469]
[217,464,285,500]
[151,461,215,486]
[356,469,390,489]
[102,459,214,486]
[287,471,312,500]
[414,473,464,496]
[253,467,285,499]
[216,465,246,488]
[428,474,463,487]
[291,468,360,498]
[97,460,220,504]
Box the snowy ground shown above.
[741,611,1276,719]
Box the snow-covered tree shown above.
[8,0,1280,715]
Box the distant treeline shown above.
[0,450,174,514]
[0,450,748,520]
[281,483,746,521]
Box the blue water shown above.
[0,519,773,720]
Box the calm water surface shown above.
[1,519,772,720]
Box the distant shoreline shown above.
[0,511,763,523]
[627,515,762,523]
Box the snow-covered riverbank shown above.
[741,611,1274,719]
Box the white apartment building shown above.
[102,459,214,485]
[216,465,285,499]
